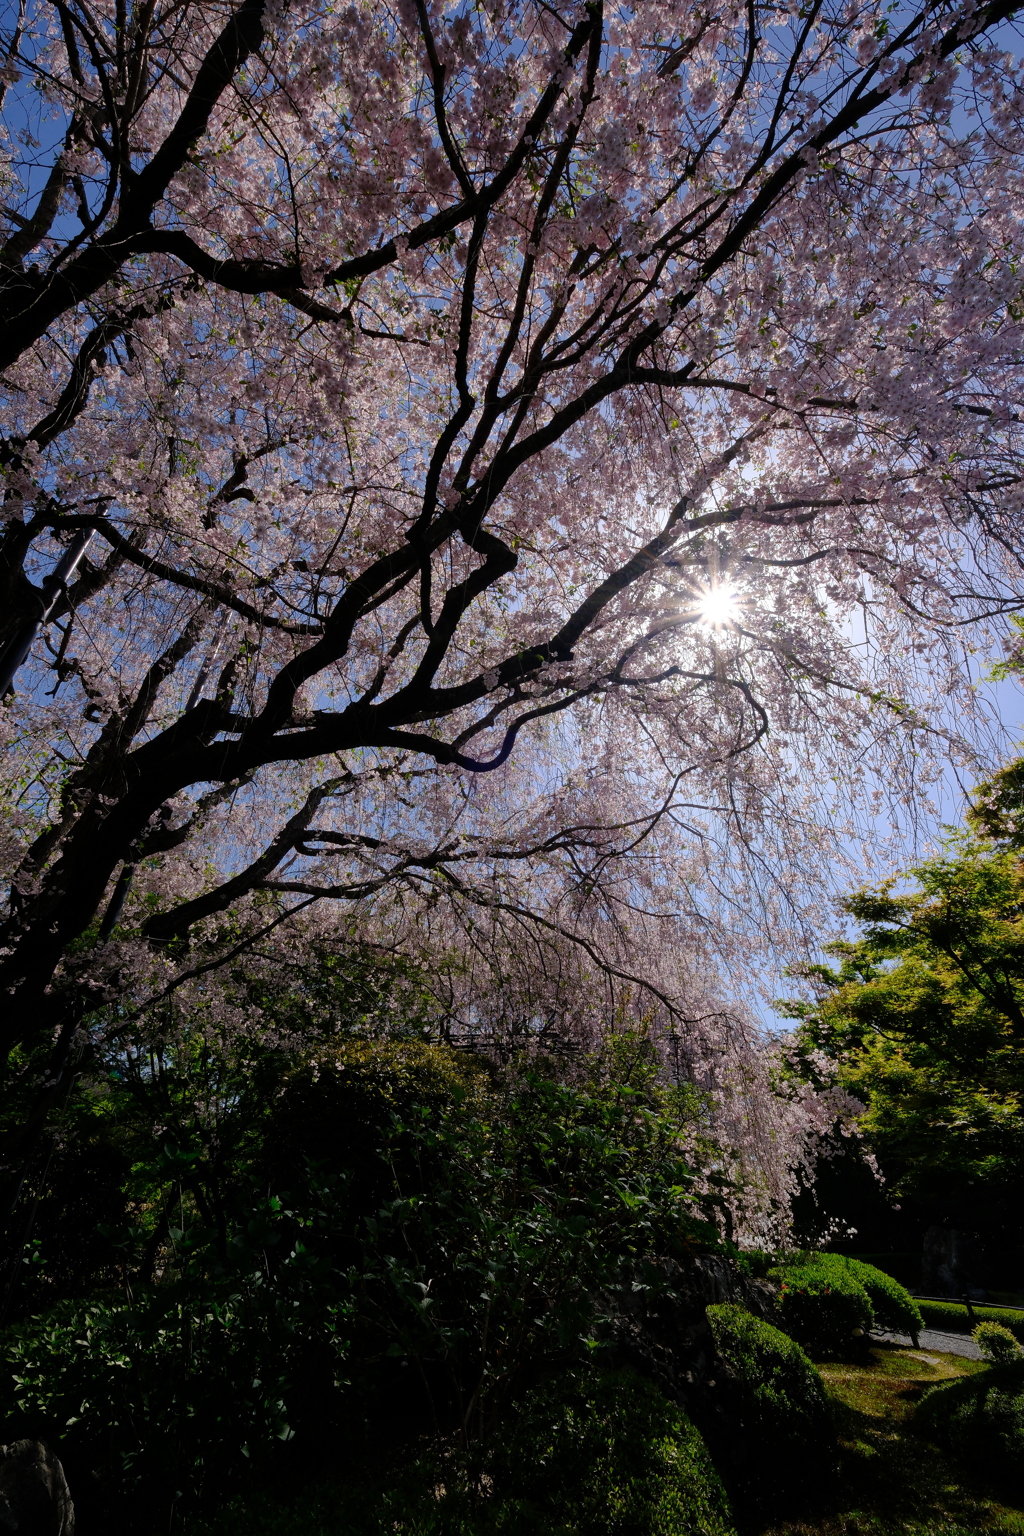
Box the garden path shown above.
[872,1329,982,1359]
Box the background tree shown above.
[782,772,1024,1272]
[3,0,1024,1190]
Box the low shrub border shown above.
[917,1299,1024,1344]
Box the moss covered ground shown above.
[760,1343,1024,1536]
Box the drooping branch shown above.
[1,0,1023,1106]
[143,775,351,942]
[0,1,602,371]
[0,0,270,368]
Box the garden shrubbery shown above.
[918,1358,1024,1491]
[5,1027,949,1536]
[706,1303,830,1429]
[260,1040,719,1441]
[701,1303,833,1513]
[0,1232,355,1530]
[199,1369,737,1536]
[972,1320,1023,1364]
[0,1040,722,1533]
[485,1368,737,1536]
[769,1253,874,1355]
[768,1252,921,1354]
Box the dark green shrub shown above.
[768,1252,921,1352]
[733,1248,774,1278]
[769,1253,873,1355]
[1,1044,720,1533]
[842,1257,923,1337]
[918,1358,1024,1490]
[199,1483,439,1536]
[266,1039,493,1209]
[0,1261,344,1532]
[199,1370,737,1536]
[706,1303,829,1426]
[702,1304,833,1513]
[198,1487,376,1536]
[262,1041,718,1434]
[486,1368,736,1535]
[0,946,445,1326]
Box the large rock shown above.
[922,1226,986,1298]
[0,1441,74,1536]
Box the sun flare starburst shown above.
[694,584,742,630]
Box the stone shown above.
[922,1226,986,1298]
[0,1441,74,1536]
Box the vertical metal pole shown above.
[0,529,95,697]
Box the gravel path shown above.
[873,1328,982,1359]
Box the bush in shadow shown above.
[199,1368,736,1536]
[697,1302,835,1521]
[1,1041,720,1533]
[917,1358,1024,1494]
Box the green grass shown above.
[758,1344,1024,1536]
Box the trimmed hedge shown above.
[706,1303,829,1429]
[487,1368,737,1535]
[918,1358,1024,1490]
[769,1253,922,1354]
[973,1321,1023,1363]
[843,1257,923,1338]
[702,1304,833,1515]
[918,1298,1024,1344]
[770,1254,873,1355]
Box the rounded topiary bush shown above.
[769,1254,873,1356]
[706,1303,829,1427]
[918,1359,1024,1491]
[841,1257,923,1339]
[973,1321,1023,1364]
[489,1368,736,1536]
[767,1252,921,1353]
[701,1303,834,1516]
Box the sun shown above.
[695,583,741,630]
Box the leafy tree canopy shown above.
[780,782,1024,1234]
